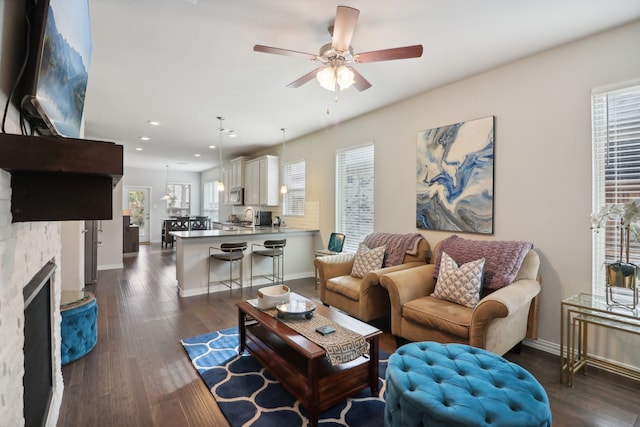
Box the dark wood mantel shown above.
[0,133,123,222]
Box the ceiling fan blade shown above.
[351,68,372,92]
[286,68,323,88]
[355,45,424,63]
[331,6,359,51]
[253,45,318,61]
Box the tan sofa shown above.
[314,237,429,322]
[380,241,541,356]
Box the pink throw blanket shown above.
[363,232,424,267]
[432,235,533,289]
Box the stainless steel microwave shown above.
[229,187,244,205]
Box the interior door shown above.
[124,186,150,243]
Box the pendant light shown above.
[216,116,225,192]
[280,127,288,194]
[161,165,171,200]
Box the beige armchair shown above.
[380,242,541,356]
[314,237,429,322]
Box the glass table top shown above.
[563,293,639,320]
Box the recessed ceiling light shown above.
[139,136,150,141]
[147,120,161,126]
[208,145,216,149]
[194,153,201,157]
[135,147,143,151]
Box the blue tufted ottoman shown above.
[385,342,551,427]
[60,291,98,365]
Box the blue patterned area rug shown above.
[181,327,387,427]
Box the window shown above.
[166,183,191,216]
[336,144,374,253]
[203,181,221,221]
[282,160,305,216]
[592,83,640,295]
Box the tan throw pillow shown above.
[351,244,386,278]
[432,251,485,308]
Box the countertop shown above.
[170,227,318,239]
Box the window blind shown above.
[336,144,374,253]
[282,160,305,216]
[592,84,640,295]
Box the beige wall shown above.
[60,221,85,290]
[269,20,640,368]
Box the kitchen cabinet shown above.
[245,160,259,205]
[231,157,245,188]
[245,155,279,206]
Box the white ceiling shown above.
[82,0,640,172]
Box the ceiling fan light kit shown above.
[316,65,355,91]
[336,65,355,90]
[253,5,423,93]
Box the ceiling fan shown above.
[253,5,423,92]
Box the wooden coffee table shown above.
[237,293,381,427]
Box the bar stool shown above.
[208,242,247,295]
[250,239,286,287]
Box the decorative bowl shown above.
[276,300,316,319]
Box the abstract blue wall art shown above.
[416,116,494,234]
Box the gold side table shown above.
[560,293,640,386]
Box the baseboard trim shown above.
[522,338,640,380]
[522,338,559,356]
[97,263,123,271]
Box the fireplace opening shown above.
[23,261,56,427]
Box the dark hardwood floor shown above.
[57,244,640,427]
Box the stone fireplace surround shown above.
[0,169,63,426]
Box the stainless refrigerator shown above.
[84,220,100,285]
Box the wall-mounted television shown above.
[20,0,92,138]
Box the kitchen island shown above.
[171,227,319,296]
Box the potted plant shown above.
[591,199,640,307]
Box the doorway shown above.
[124,187,150,243]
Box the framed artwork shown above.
[416,116,494,234]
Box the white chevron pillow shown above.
[432,251,485,308]
[351,244,386,278]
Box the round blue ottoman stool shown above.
[60,291,98,365]
[384,342,551,427]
